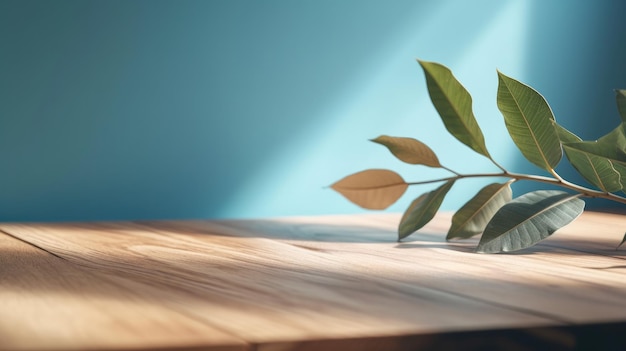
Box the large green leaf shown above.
[617,90,626,123]
[556,124,622,192]
[331,169,407,210]
[398,180,455,241]
[477,190,585,253]
[447,182,513,240]
[496,72,562,170]
[564,124,626,190]
[599,123,626,154]
[554,123,581,144]
[371,135,441,167]
[418,60,490,157]
[563,146,622,192]
[563,125,626,158]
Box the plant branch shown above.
[548,168,565,182]
[407,171,626,205]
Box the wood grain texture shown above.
[1,211,626,350]
[0,231,246,351]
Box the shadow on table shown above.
[131,216,626,258]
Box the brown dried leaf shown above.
[330,169,407,210]
[371,135,441,167]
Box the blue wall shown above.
[0,0,625,221]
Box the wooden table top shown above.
[2,211,626,351]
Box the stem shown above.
[440,165,460,176]
[548,168,565,182]
[407,171,626,205]
[489,157,508,173]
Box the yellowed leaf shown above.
[371,135,441,167]
[330,169,407,210]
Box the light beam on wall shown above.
[220,0,530,219]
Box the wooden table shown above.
[2,211,626,351]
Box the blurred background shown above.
[1,0,625,222]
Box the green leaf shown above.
[597,123,626,155]
[555,123,622,192]
[371,135,441,167]
[447,182,513,240]
[564,124,626,190]
[554,123,582,143]
[496,71,562,170]
[586,124,626,163]
[477,190,585,253]
[617,232,626,250]
[331,169,408,210]
[398,180,455,241]
[418,60,490,157]
[617,90,626,123]
[563,146,622,192]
